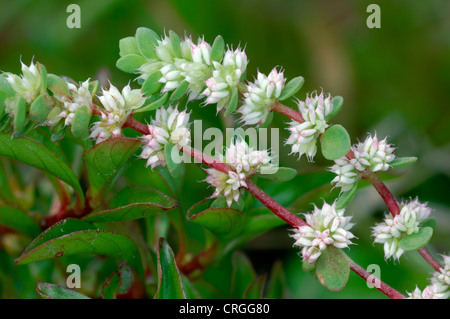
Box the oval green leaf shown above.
[169,30,182,59]
[170,81,189,102]
[83,187,178,222]
[315,246,350,291]
[336,180,359,209]
[37,282,90,299]
[0,132,83,201]
[225,86,238,116]
[136,27,160,59]
[71,105,91,138]
[141,71,163,95]
[155,238,186,299]
[279,76,304,101]
[320,124,351,160]
[29,94,51,124]
[116,54,148,74]
[210,35,225,62]
[136,92,169,113]
[390,157,417,169]
[119,36,140,57]
[325,96,344,121]
[259,167,297,182]
[399,227,433,251]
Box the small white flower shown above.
[431,255,450,287]
[4,61,42,105]
[330,157,358,192]
[55,79,93,126]
[238,67,286,125]
[285,92,333,161]
[90,83,145,143]
[202,47,248,111]
[203,139,272,206]
[291,201,355,264]
[407,283,450,299]
[140,106,191,169]
[372,199,431,260]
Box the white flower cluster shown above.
[285,92,333,162]
[408,255,450,299]
[54,80,93,126]
[140,106,190,169]
[331,134,396,192]
[204,139,272,207]
[291,201,355,264]
[372,199,431,260]
[90,84,146,143]
[237,67,286,125]
[138,35,213,100]
[202,47,248,111]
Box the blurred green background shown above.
[0,0,449,299]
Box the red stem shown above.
[272,102,304,123]
[418,247,443,272]
[349,258,405,299]
[363,172,400,216]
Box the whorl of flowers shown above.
[53,80,93,126]
[202,47,248,111]
[4,61,42,105]
[90,84,146,143]
[431,255,450,288]
[204,139,272,207]
[285,92,333,162]
[237,67,286,125]
[291,201,355,264]
[330,134,396,192]
[140,106,191,169]
[407,283,449,299]
[372,199,431,261]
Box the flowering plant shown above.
[0,26,447,300]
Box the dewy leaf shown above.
[136,27,160,59]
[37,282,90,299]
[320,125,351,160]
[84,137,141,203]
[390,157,417,169]
[164,143,184,179]
[187,198,246,240]
[119,36,140,57]
[315,246,350,292]
[336,180,359,209]
[83,187,178,222]
[279,76,304,101]
[116,54,148,73]
[155,238,186,299]
[210,35,225,62]
[399,227,433,251]
[16,230,144,279]
[0,206,40,237]
[325,96,344,121]
[224,86,238,116]
[0,132,84,201]
[258,167,297,182]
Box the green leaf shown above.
[0,132,84,201]
[224,87,238,116]
[336,180,359,209]
[16,230,144,279]
[181,274,202,299]
[136,27,160,59]
[231,251,256,298]
[265,260,285,298]
[155,238,186,299]
[325,96,344,120]
[116,54,148,73]
[170,81,189,102]
[71,105,92,138]
[320,125,351,160]
[136,92,169,113]
[399,227,433,251]
[141,71,163,95]
[29,94,52,124]
[37,282,90,299]
[0,206,40,237]
[13,96,27,134]
[258,167,297,182]
[243,274,266,299]
[210,195,244,211]
[0,75,16,96]
[119,36,140,57]
[83,187,178,222]
[0,91,7,119]
[279,76,304,101]
[84,137,141,204]
[302,260,316,272]
[187,198,246,240]
[102,263,133,299]
[259,112,273,128]
[47,74,69,96]
[390,157,417,169]
[315,246,350,291]
[169,30,182,58]
[36,63,48,92]
[164,143,184,179]
[210,35,225,62]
